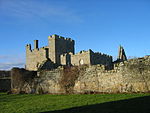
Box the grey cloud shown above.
[0,55,25,70]
[0,62,25,70]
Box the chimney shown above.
[34,40,38,49]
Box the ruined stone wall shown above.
[11,67,63,94]
[14,56,150,94]
[71,50,91,66]
[90,50,112,66]
[36,68,64,94]
[26,46,48,71]
[11,68,37,94]
[74,57,150,93]
[38,56,150,93]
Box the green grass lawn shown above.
[0,93,150,113]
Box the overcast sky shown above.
[0,0,150,70]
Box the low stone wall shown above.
[36,68,64,94]
[11,56,150,94]
[11,68,37,94]
[74,63,150,93]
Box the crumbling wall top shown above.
[48,34,74,42]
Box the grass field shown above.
[0,93,150,113]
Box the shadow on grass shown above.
[41,95,150,113]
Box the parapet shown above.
[75,50,90,55]
[48,34,74,42]
[93,52,112,58]
[88,49,112,58]
[26,44,31,47]
[60,52,74,57]
[26,44,47,53]
[26,44,31,51]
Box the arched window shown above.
[79,59,84,65]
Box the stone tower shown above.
[48,34,75,65]
[26,34,75,71]
[118,45,127,61]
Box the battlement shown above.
[73,49,91,55]
[48,34,74,42]
[26,43,47,52]
[94,52,112,58]
[60,53,68,57]
[60,50,90,57]
[78,50,89,54]
[26,44,31,51]
[26,44,31,47]
[26,34,117,71]
[89,50,113,66]
[60,52,74,59]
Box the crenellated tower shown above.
[48,34,75,65]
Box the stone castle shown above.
[2,34,150,94]
[9,34,150,94]
[26,34,118,71]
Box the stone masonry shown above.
[10,35,150,94]
[11,56,150,94]
[26,34,113,71]
[118,45,127,61]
